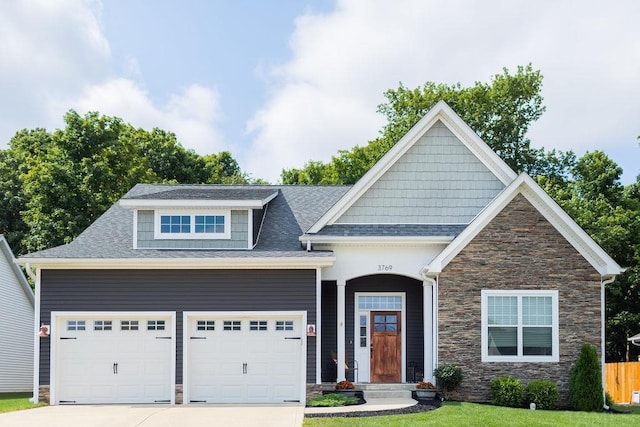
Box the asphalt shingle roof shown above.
[22,184,351,259]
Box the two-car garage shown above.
[50,311,306,405]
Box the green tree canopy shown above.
[0,110,253,255]
[282,64,549,184]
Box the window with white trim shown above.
[481,290,559,362]
[154,210,230,239]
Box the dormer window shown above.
[154,210,230,239]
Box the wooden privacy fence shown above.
[605,361,640,404]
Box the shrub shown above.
[433,364,463,398]
[307,393,359,407]
[490,376,523,407]
[569,343,604,411]
[605,391,614,407]
[524,379,559,410]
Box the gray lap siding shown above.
[39,269,317,386]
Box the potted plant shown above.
[416,381,437,399]
[335,380,356,396]
[415,381,437,399]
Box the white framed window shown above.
[481,290,559,362]
[154,210,230,239]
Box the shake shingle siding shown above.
[137,210,249,249]
[39,269,317,385]
[337,121,505,224]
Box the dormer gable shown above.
[119,186,279,250]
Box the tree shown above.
[569,343,604,411]
[543,151,640,361]
[0,110,252,255]
[281,64,547,184]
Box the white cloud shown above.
[0,0,226,156]
[246,0,640,183]
[66,79,225,155]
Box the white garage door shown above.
[185,312,305,404]
[53,312,174,405]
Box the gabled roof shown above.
[306,100,518,234]
[0,236,34,306]
[421,174,624,278]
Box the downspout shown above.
[25,263,40,404]
[601,275,616,410]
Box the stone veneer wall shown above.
[437,194,602,408]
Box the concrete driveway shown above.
[0,404,305,427]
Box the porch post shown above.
[336,279,346,381]
[423,280,434,382]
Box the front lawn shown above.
[0,393,46,413]
[304,401,639,426]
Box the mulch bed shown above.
[305,398,441,418]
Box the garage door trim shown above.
[50,311,176,405]
[183,310,307,405]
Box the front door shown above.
[370,311,401,383]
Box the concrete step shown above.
[356,383,417,391]
[363,389,413,400]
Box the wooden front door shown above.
[370,311,401,383]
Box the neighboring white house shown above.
[0,236,34,392]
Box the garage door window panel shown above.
[67,320,86,331]
[196,320,215,331]
[148,320,165,331]
[250,320,268,331]
[223,320,241,331]
[120,320,139,331]
[94,320,112,331]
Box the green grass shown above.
[304,401,640,426]
[0,392,46,413]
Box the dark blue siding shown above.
[39,269,317,385]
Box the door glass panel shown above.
[359,315,367,347]
[358,296,402,310]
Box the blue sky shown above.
[0,0,638,184]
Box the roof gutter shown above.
[14,256,336,270]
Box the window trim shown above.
[481,290,559,363]
[154,209,231,240]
